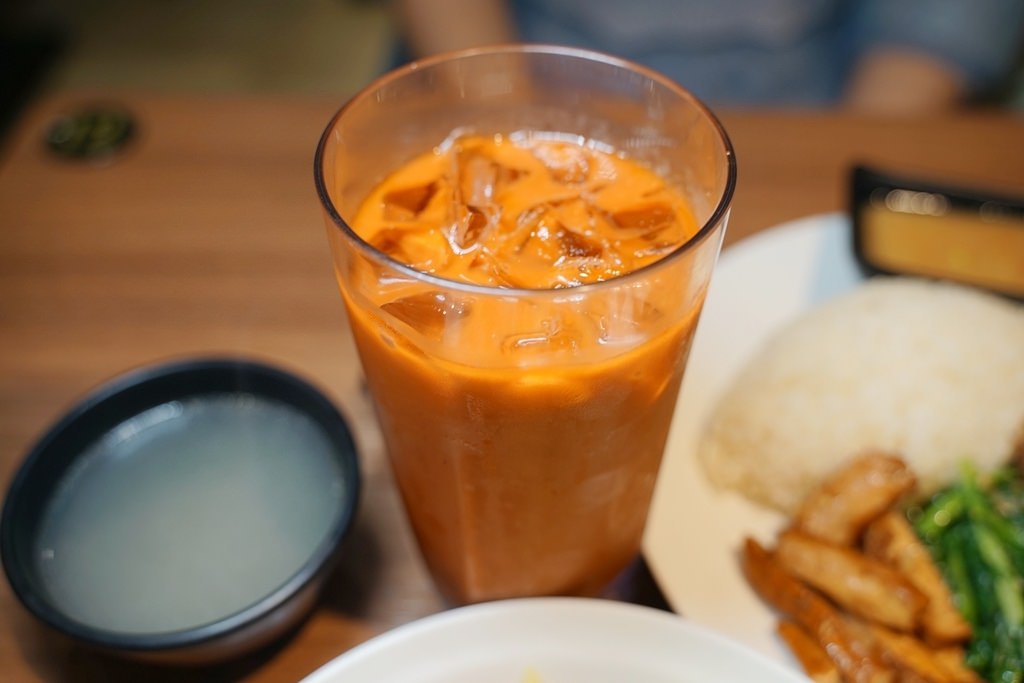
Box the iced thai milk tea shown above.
[336,131,707,603]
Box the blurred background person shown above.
[393,0,1024,113]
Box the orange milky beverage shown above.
[315,46,735,604]
[349,133,699,600]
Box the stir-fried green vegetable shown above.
[911,463,1024,682]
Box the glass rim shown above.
[314,43,737,297]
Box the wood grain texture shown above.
[1,91,1022,681]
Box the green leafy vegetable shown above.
[912,462,1024,683]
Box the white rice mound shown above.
[697,276,1024,514]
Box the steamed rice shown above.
[697,276,1024,514]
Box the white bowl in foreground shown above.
[302,597,809,683]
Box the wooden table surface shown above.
[1,91,1022,681]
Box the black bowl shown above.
[0,357,360,664]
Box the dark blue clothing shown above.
[509,0,1024,106]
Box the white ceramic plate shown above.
[301,597,809,682]
[642,213,866,668]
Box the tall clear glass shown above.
[315,45,735,605]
